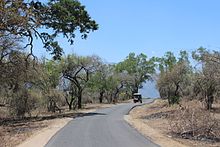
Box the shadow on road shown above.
[0,111,107,127]
[78,112,106,118]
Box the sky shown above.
[33,0,220,97]
[34,0,220,62]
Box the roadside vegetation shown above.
[156,48,220,142]
[128,99,220,147]
[128,48,220,146]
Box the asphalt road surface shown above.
[46,99,159,147]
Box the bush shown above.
[169,100,220,142]
[9,89,39,117]
[168,96,180,105]
[44,89,64,113]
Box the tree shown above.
[4,52,42,117]
[192,47,220,109]
[88,63,132,103]
[115,53,156,94]
[157,51,177,73]
[61,55,99,109]
[43,60,62,89]
[156,51,191,105]
[0,34,23,88]
[157,62,190,105]
[1,0,98,59]
[0,32,45,116]
[35,59,64,112]
[88,63,110,103]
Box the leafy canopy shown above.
[115,52,156,91]
[0,0,98,59]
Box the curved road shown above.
[46,99,159,147]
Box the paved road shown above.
[46,99,159,147]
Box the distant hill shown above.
[139,80,160,98]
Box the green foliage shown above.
[1,0,98,59]
[168,96,180,105]
[156,51,191,105]
[178,50,189,63]
[44,60,61,88]
[115,52,156,93]
[156,48,220,109]
[191,48,220,109]
[88,64,109,91]
[61,54,100,108]
[192,47,207,61]
[157,51,177,73]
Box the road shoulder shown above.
[124,99,186,147]
[17,118,72,147]
[16,104,114,147]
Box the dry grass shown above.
[169,100,220,142]
[129,99,220,147]
[0,119,50,147]
[0,103,114,147]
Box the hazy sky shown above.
[34,0,220,62]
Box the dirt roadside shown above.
[17,117,72,147]
[125,99,220,147]
[124,115,186,147]
[0,103,115,147]
[17,104,115,147]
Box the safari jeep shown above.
[133,93,142,103]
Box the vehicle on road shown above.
[133,93,142,103]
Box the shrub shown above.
[168,96,180,105]
[169,100,220,142]
[9,89,39,117]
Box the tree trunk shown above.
[206,95,214,110]
[77,93,82,109]
[174,84,179,96]
[68,98,75,110]
[132,85,139,94]
[109,93,113,104]
[113,90,119,103]
[65,93,75,110]
[68,103,72,110]
[65,96,71,110]
[206,87,214,110]
[99,91,104,103]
